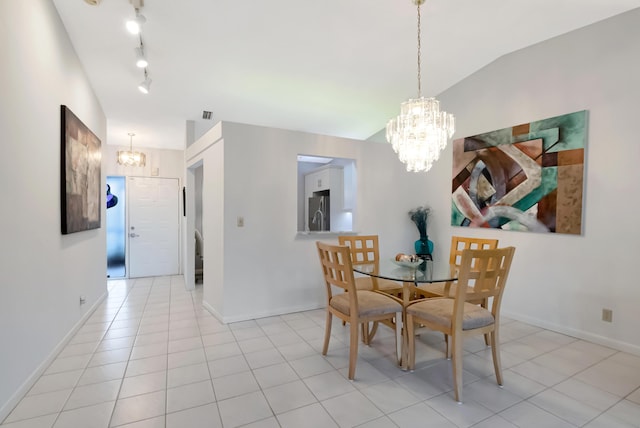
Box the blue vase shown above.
[415,237,434,257]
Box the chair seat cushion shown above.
[407,298,494,330]
[331,291,402,317]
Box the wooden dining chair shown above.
[338,235,403,295]
[417,236,499,298]
[316,241,403,380]
[406,246,516,403]
[338,235,404,343]
[417,236,499,353]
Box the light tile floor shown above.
[2,276,640,428]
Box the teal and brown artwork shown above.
[451,110,587,235]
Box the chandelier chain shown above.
[416,1,421,98]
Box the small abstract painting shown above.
[451,110,587,234]
[61,105,102,234]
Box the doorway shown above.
[128,177,180,278]
[194,165,204,284]
[106,176,126,278]
[106,176,181,279]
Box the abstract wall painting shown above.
[451,110,587,235]
[61,105,102,234]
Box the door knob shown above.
[129,233,139,238]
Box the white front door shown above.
[128,177,180,278]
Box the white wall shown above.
[189,9,640,355]
[430,9,640,354]
[0,0,107,417]
[188,122,437,323]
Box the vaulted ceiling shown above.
[52,0,640,150]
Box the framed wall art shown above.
[60,105,102,234]
[451,110,587,235]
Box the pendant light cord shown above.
[416,1,422,98]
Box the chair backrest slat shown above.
[454,247,515,317]
[316,241,358,305]
[338,235,380,265]
[450,236,499,267]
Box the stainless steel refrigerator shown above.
[309,195,330,231]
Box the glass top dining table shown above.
[352,258,458,284]
[352,258,458,370]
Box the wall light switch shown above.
[237,216,244,227]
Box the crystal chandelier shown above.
[117,133,146,167]
[386,0,455,173]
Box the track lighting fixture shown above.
[126,6,153,94]
[134,46,148,68]
[138,70,151,94]
[126,11,146,35]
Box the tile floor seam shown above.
[4,277,640,428]
[108,277,165,428]
[520,391,584,427]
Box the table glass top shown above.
[352,259,457,283]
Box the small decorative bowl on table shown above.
[392,253,425,269]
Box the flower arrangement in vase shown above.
[408,205,433,260]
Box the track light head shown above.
[134,47,148,68]
[126,12,146,35]
[138,76,152,94]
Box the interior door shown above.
[128,176,180,278]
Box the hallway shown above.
[2,276,639,427]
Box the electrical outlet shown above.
[602,308,613,322]
[237,216,244,227]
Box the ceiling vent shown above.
[202,111,213,120]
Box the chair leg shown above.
[490,329,503,385]
[394,312,402,365]
[368,321,379,343]
[348,321,359,380]
[361,323,369,345]
[482,299,490,346]
[451,332,464,403]
[322,311,332,356]
[406,314,415,370]
[444,334,451,359]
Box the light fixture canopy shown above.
[126,11,146,35]
[386,0,455,173]
[117,133,146,167]
[134,46,148,68]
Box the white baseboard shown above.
[0,292,107,422]
[502,310,640,356]
[201,301,323,324]
[201,300,223,323]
